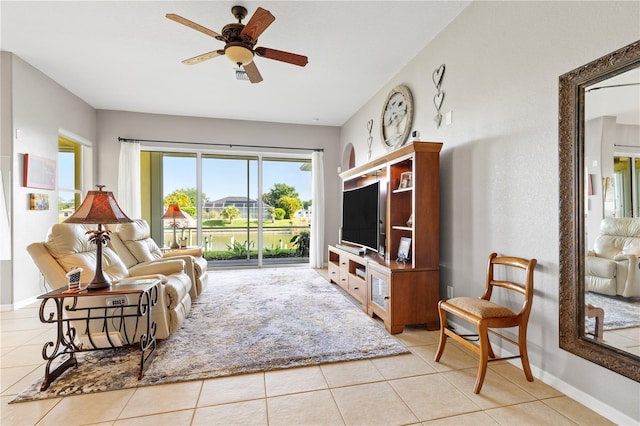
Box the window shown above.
[612,155,640,218]
[58,137,82,222]
[144,150,311,267]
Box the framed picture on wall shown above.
[23,154,56,190]
[29,193,49,210]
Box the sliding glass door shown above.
[146,150,312,268]
[161,153,197,248]
[202,155,259,267]
[261,158,312,265]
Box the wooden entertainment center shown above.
[328,141,442,334]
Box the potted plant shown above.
[290,230,310,257]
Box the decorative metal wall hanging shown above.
[432,64,445,127]
[366,119,374,159]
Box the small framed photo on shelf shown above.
[398,171,413,189]
[397,237,411,263]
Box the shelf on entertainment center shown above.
[391,226,412,231]
[392,187,413,194]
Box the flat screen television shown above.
[341,181,380,252]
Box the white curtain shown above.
[0,161,10,260]
[118,141,141,218]
[309,151,325,268]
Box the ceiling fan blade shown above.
[243,61,263,84]
[182,50,224,65]
[239,7,275,41]
[255,47,308,67]
[166,13,226,42]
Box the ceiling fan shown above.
[166,5,308,83]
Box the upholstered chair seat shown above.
[435,253,537,394]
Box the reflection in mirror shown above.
[584,67,640,357]
[559,40,640,382]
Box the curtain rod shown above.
[586,82,640,92]
[118,137,323,152]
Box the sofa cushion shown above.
[586,276,617,295]
[585,256,616,277]
[108,232,139,269]
[163,273,191,310]
[57,247,129,283]
[594,217,640,258]
[117,219,163,263]
[45,223,96,258]
[125,238,163,263]
[44,224,129,282]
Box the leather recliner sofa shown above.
[27,223,193,342]
[109,219,208,299]
[586,217,640,297]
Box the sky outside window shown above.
[163,156,312,203]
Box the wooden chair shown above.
[585,304,604,341]
[434,252,537,393]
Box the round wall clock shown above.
[380,85,413,151]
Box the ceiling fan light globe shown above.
[225,45,254,66]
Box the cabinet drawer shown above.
[339,257,349,274]
[348,275,367,304]
[328,263,340,284]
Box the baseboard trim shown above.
[0,303,14,312]
[12,295,39,310]
[532,365,637,425]
[446,321,636,425]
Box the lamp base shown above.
[87,260,112,290]
[170,241,180,249]
[86,280,111,290]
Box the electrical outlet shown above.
[106,296,127,307]
[447,286,454,299]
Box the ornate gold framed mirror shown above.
[559,40,640,382]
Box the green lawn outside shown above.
[202,218,309,228]
[176,218,310,260]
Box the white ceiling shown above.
[0,1,469,127]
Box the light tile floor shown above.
[600,326,640,357]
[1,281,616,425]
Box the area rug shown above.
[12,267,408,403]
[585,291,640,331]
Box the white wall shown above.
[340,1,639,423]
[0,52,14,306]
[95,110,341,258]
[1,53,96,307]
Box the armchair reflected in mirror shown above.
[559,40,640,382]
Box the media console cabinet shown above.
[329,141,442,334]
